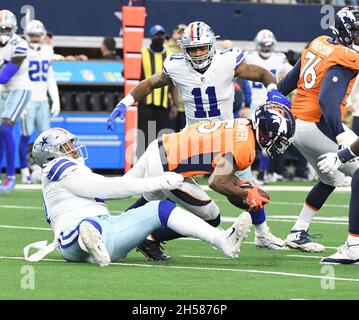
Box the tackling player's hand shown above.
[107,102,126,131]
[158,172,184,190]
[246,186,270,211]
[318,152,343,174]
[267,89,291,109]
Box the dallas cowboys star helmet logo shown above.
[40,137,49,151]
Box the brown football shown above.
[227,186,270,211]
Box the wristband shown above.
[120,94,135,108]
[337,147,356,164]
[267,83,278,91]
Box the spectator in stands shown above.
[137,25,179,156]
[44,31,88,61]
[166,24,187,132]
[100,37,121,60]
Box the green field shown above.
[1,181,358,300]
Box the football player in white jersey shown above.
[0,10,32,192]
[24,128,251,265]
[245,29,292,183]
[19,20,60,184]
[107,21,291,259]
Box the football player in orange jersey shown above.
[278,6,359,252]
[124,102,295,259]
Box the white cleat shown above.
[79,221,111,267]
[285,230,325,253]
[220,212,251,258]
[255,228,287,250]
[321,242,359,264]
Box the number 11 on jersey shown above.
[192,86,221,118]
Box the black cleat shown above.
[136,239,172,261]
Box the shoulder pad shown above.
[45,157,78,182]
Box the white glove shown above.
[50,101,60,117]
[318,152,343,174]
[158,172,184,190]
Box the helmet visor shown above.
[59,138,88,161]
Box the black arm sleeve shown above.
[277,59,301,95]
[318,65,355,137]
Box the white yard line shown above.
[1,255,358,283]
[0,224,340,250]
[286,254,324,259]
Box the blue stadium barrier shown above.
[1,114,125,170]
[3,0,338,42]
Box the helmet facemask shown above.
[183,43,216,70]
[0,27,13,45]
[257,41,275,59]
[58,137,88,163]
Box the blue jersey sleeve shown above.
[278,59,301,95]
[318,65,355,138]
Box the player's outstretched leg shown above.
[285,181,334,252]
[321,170,359,264]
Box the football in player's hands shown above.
[227,184,270,212]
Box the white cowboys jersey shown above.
[244,51,292,108]
[0,34,31,91]
[163,47,244,125]
[27,44,54,101]
[42,157,109,238]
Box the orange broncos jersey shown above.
[293,35,359,122]
[159,119,256,177]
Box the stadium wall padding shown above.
[3,0,337,42]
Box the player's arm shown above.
[106,71,171,130]
[318,65,355,142]
[47,65,61,116]
[277,59,301,95]
[0,56,24,84]
[169,83,179,119]
[60,169,183,200]
[208,153,248,199]
[235,62,275,87]
[235,62,291,108]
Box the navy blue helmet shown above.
[251,102,296,158]
[332,6,359,50]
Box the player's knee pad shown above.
[158,199,176,226]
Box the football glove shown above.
[158,172,184,190]
[107,102,126,131]
[318,152,343,175]
[246,186,270,211]
[267,89,291,109]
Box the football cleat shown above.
[220,211,251,258]
[285,230,325,252]
[137,239,172,261]
[255,228,287,250]
[321,242,359,264]
[0,177,16,193]
[79,221,111,267]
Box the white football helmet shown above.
[255,29,277,59]
[32,128,88,168]
[0,10,17,46]
[24,20,46,50]
[180,21,219,70]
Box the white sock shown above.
[21,167,30,177]
[347,233,359,246]
[166,207,223,249]
[254,221,269,235]
[292,203,317,231]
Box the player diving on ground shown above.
[23,128,252,266]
